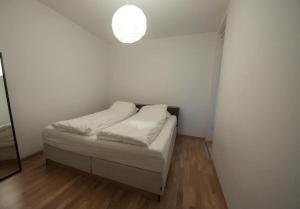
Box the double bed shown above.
[0,123,16,160]
[43,104,179,197]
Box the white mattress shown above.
[43,116,177,172]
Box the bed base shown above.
[44,127,176,199]
[0,146,18,160]
[45,158,161,201]
[44,145,91,173]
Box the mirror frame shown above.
[0,52,22,181]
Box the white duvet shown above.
[52,101,137,136]
[0,123,12,139]
[98,105,169,147]
[0,123,11,132]
[0,123,14,148]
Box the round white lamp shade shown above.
[112,5,147,43]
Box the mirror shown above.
[0,53,21,181]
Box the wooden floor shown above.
[0,136,227,209]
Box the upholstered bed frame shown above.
[44,104,179,199]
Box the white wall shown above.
[209,33,225,139]
[109,34,217,137]
[0,77,10,124]
[0,0,109,158]
[213,1,300,209]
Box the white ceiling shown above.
[39,0,228,43]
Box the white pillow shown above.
[139,104,168,119]
[167,111,171,118]
[109,101,137,115]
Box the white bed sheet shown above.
[43,116,177,173]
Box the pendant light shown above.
[112,2,147,44]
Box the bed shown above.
[43,104,179,197]
[0,123,17,160]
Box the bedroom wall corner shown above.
[108,33,218,138]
